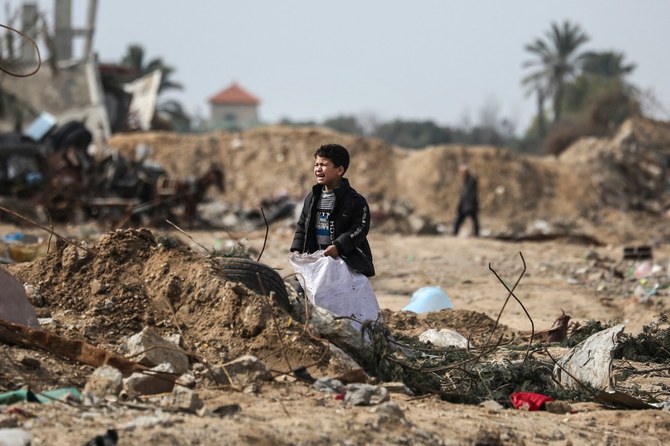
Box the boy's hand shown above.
[323,245,339,257]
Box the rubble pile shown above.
[560,118,670,214]
[5,229,340,375]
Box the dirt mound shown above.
[381,308,515,345]
[5,229,341,375]
[560,117,670,214]
[107,117,670,245]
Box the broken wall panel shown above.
[0,59,110,142]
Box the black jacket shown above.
[458,174,479,214]
[290,178,375,277]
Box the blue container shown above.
[402,286,453,313]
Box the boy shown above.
[290,143,375,278]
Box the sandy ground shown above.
[0,218,669,446]
[2,117,670,444]
[189,224,668,335]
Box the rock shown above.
[168,386,204,413]
[545,401,574,414]
[84,365,123,398]
[123,362,176,395]
[210,355,273,387]
[176,373,196,388]
[19,355,40,369]
[381,382,414,396]
[90,279,106,295]
[125,327,189,374]
[479,400,505,412]
[374,401,407,425]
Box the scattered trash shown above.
[82,429,118,446]
[0,387,81,405]
[510,391,554,411]
[624,245,652,260]
[402,286,453,313]
[0,428,32,446]
[594,390,659,410]
[418,328,469,348]
[344,383,390,406]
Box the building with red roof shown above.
[208,82,261,130]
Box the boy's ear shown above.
[337,165,345,176]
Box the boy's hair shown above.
[314,144,350,173]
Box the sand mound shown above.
[6,229,338,374]
[106,117,670,245]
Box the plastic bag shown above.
[289,251,380,327]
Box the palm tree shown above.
[521,69,549,138]
[120,44,183,94]
[580,51,636,79]
[522,21,589,125]
[563,50,637,112]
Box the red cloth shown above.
[510,392,554,411]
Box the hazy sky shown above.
[7,1,670,132]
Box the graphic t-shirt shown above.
[316,190,335,249]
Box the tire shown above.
[215,257,290,312]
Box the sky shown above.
[6,1,670,133]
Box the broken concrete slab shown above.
[0,268,39,328]
[553,324,625,391]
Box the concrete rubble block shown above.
[554,324,625,390]
[123,362,176,395]
[167,386,204,413]
[210,355,273,387]
[125,327,189,374]
[84,365,123,398]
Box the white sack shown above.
[289,251,380,327]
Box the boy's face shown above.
[314,156,344,191]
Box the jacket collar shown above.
[312,177,350,196]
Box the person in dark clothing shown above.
[453,164,480,237]
[290,143,375,277]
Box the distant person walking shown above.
[453,164,479,237]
